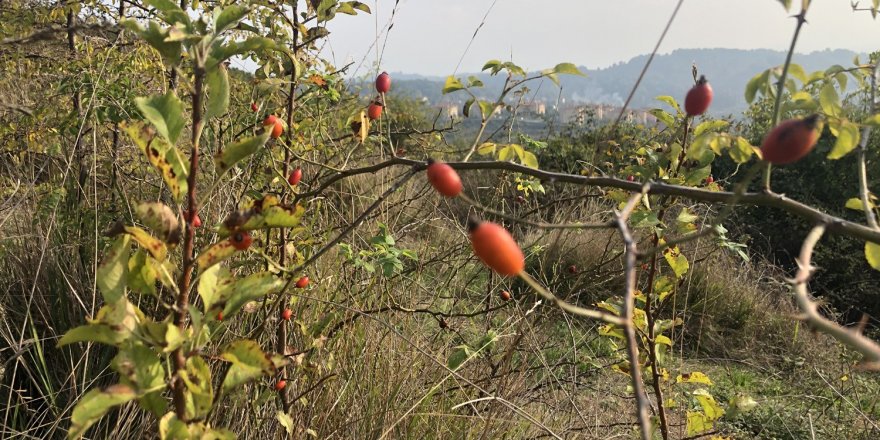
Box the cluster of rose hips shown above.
[367,72,391,120]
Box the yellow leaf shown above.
[866,242,880,271]
[676,371,714,386]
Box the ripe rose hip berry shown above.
[367,102,383,120]
[426,159,463,197]
[760,114,821,165]
[281,308,292,321]
[685,75,713,116]
[376,71,391,94]
[500,290,512,301]
[251,102,259,112]
[274,380,287,391]
[216,311,224,321]
[263,115,278,126]
[288,168,302,186]
[567,265,577,274]
[184,210,202,228]
[270,121,283,139]
[468,217,525,276]
[295,276,309,289]
[706,175,714,185]
[231,231,252,251]
[627,175,635,182]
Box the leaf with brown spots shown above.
[122,121,189,201]
[135,202,180,244]
[221,339,277,391]
[196,239,238,271]
[121,225,168,261]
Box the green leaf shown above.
[462,98,475,118]
[649,109,674,127]
[135,92,185,145]
[209,37,277,70]
[448,345,473,370]
[218,198,307,235]
[145,0,190,26]
[467,75,484,87]
[120,20,182,65]
[866,242,880,271]
[122,121,188,201]
[787,63,807,83]
[69,385,137,439]
[180,356,213,419]
[552,62,585,76]
[481,59,502,73]
[216,272,284,318]
[128,250,158,297]
[863,113,880,127]
[477,100,497,120]
[214,4,251,35]
[221,340,277,391]
[819,82,842,117]
[112,345,165,394]
[663,246,689,278]
[97,235,131,304]
[827,120,860,160]
[693,120,729,137]
[442,76,465,94]
[205,64,230,120]
[198,265,230,313]
[159,412,189,440]
[58,324,127,347]
[745,70,769,103]
[655,95,680,113]
[631,210,661,228]
[687,132,716,162]
[729,136,754,164]
[215,131,271,174]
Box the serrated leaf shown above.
[481,59,502,73]
[745,70,769,103]
[631,210,661,228]
[277,411,294,434]
[198,265,231,313]
[135,92,185,145]
[120,20,182,65]
[215,131,271,174]
[128,250,158,297]
[221,340,276,391]
[68,385,136,439]
[693,388,724,420]
[442,76,465,94]
[97,235,131,304]
[828,120,859,159]
[649,108,674,127]
[218,200,307,236]
[112,345,164,394]
[205,64,230,120]
[122,121,188,201]
[476,142,496,155]
[467,75,484,87]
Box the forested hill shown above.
[385,48,862,115]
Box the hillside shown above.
[386,48,862,115]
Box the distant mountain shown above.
[381,48,865,116]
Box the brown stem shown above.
[644,234,669,440]
[171,62,204,421]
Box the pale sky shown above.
[320,0,880,77]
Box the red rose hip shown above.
[685,75,713,116]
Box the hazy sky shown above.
[320,0,880,77]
